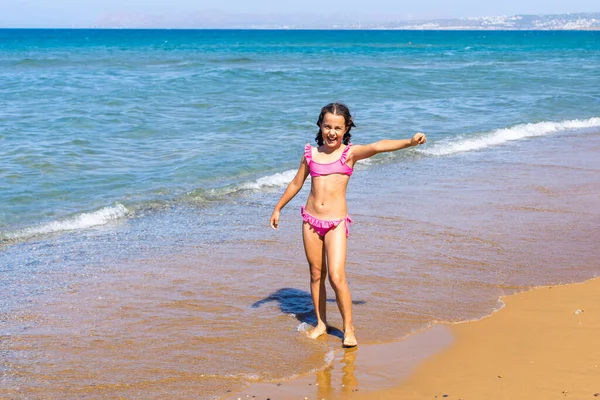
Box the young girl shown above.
[269,103,426,347]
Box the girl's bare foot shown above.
[343,327,357,347]
[307,322,328,339]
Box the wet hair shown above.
[315,103,356,146]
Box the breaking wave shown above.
[420,117,600,156]
[3,204,130,241]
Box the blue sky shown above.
[2,0,599,27]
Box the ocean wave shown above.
[14,58,65,67]
[3,204,130,241]
[3,170,296,239]
[210,57,255,64]
[420,117,600,156]
[185,169,297,203]
[238,169,297,190]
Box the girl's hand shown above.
[270,210,280,230]
[411,132,427,146]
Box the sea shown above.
[1,29,599,399]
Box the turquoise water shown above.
[2,30,600,399]
[2,29,599,234]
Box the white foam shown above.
[239,169,297,190]
[5,204,130,240]
[420,117,600,156]
[324,350,335,365]
[296,322,310,332]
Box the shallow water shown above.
[3,130,599,399]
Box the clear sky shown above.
[1,0,599,28]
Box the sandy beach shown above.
[230,277,600,399]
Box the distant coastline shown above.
[3,27,600,31]
[87,11,600,30]
[2,11,600,30]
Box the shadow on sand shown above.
[252,287,366,339]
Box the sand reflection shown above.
[315,347,359,397]
[341,347,359,393]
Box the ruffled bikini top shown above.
[304,143,353,177]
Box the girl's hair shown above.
[315,103,356,146]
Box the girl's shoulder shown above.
[304,143,313,161]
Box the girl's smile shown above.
[320,113,347,149]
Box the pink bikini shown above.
[305,143,354,178]
[301,143,354,237]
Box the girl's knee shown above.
[328,273,347,290]
[309,265,326,283]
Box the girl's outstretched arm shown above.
[270,156,310,230]
[351,132,427,162]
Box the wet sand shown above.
[230,277,600,400]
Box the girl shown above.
[269,103,426,347]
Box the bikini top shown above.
[304,143,353,177]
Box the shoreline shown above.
[228,277,600,399]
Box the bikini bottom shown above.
[300,206,353,238]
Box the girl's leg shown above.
[302,222,328,339]
[324,222,357,346]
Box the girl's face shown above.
[320,113,347,149]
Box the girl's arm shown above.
[270,156,310,230]
[351,132,427,162]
